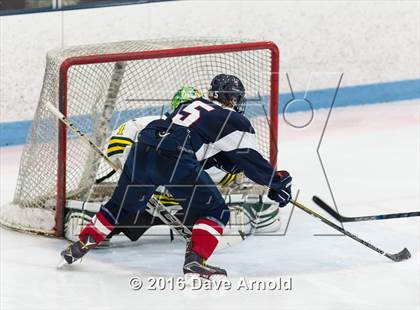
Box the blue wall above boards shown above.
[279,79,420,113]
[0,78,418,147]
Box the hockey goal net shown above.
[0,38,279,237]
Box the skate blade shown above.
[184,272,200,284]
[184,273,228,285]
[209,274,228,281]
[57,257,68,270]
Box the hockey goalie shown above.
[60,75,292,280]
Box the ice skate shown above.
[183,250,227,281]
[57,236,97,268]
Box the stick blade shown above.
[312,195,345,221]
[312,195,325,206]
[386,248,411,262]
[312,195,333,211]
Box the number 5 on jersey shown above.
[172,101,214,127]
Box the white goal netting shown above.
[0,38,278,236]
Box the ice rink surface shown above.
[1,101,419,310]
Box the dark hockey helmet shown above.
[208,74,246,113]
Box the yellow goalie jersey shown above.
[105,116,157,169]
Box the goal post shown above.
[1,38,280,237]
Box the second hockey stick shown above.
[289,199,411,262]
[313,196,420,222]
[45,102,192,241]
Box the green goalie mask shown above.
[170,86,203,111]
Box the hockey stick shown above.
[45,102,192,241]
[146,196,191,240]
[313,196,420,222]
[289,200,411,262]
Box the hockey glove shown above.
[268,171,292,208]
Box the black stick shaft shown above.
[313,196,420,222]
[290,200,410,262]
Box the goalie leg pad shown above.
[242,202,281,233]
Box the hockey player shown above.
[73,86,242,243]
[61,74,292,280]
[64,84,282,245]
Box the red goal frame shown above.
[55,41,280,237]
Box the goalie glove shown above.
[268,170,292,208]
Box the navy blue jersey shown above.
[140,98,279,190]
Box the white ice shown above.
[1,101,419,310]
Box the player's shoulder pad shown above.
[228,110,255,134]
[200,98,255,132]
